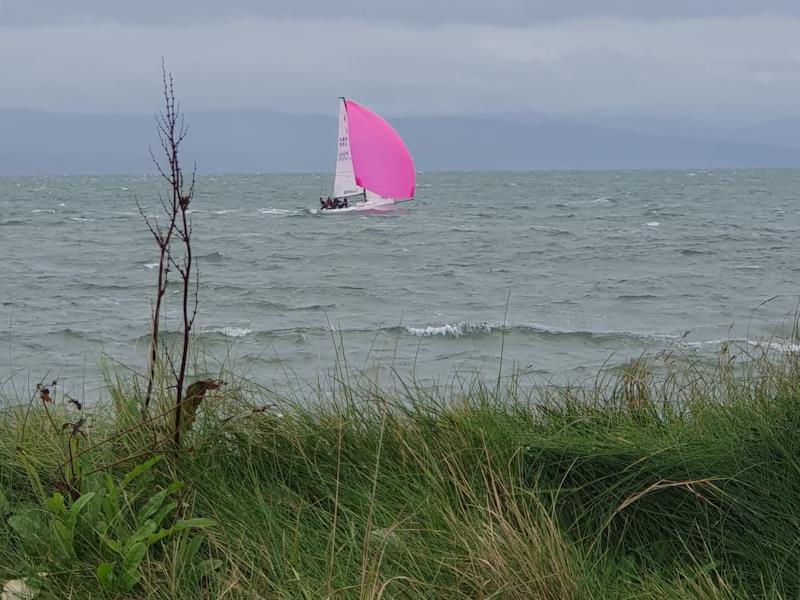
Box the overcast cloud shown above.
[2,0,800,26]
[1,1,799,123]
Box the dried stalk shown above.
[140,61,198,449]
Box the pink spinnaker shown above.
[344,100,415,200]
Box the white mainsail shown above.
[332,99,361,199]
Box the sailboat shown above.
[317,98,415,214]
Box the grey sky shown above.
[1,1,799,123]
[2,1,800,25]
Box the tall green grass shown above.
[1,341,799,598]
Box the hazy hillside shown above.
[1,109,799,175]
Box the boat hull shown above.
[316,199,410,215]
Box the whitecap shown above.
[143,263,159,270]
[59,202,66,207]
[260,208,292,215]
[646,221,660,227]
[213,327,253,338]
[212,209,238,215]
[683,338,800,354]
[768,341,800,353]
[406,321,498,338]
[31,209,55,214]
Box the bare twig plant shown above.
[140,60,199,448]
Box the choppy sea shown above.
[2,169,800,401]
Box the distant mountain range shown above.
[1,108,799,175]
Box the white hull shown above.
[316,199,408,215]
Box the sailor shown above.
[342,198,349,208]
[320,198,326,209]
[325,197,333,209]
[333,198,341,209]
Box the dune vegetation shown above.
[0,340,799,599]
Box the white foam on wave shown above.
[31,209,55,214]
[406,321,498,338]
[213,327,253,338]
[646,221,660,227]
[767,341,800,353]
[143,263,159,270]
[213,209,238,215]
[683,338,800,354]
[260,208,292,215]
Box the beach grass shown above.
[0,343,799,598]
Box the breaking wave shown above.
[399,321,684,345]
[211,327,254,338]
[405,322,500,337]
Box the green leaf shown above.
[120,455,162,490]
[74,492,102,542]
[197,558,223,577]
[52,520,75,560]
[120,570,140,593]
[45,492,66,518]
[147,526,175,546]
[96,562,115,591]
[121,541,147,591]
[149,518,217,546]
[129,519,158,545]
[181,534,204,566]
[82,473,104,494]
[68,491,96,519]
[136,480,184,524]
[151,500,178,529]
[101,475,119,522]
[16,450,46,500]
[100,534,123,555]
[173,518,217,531]
[8,505,50,556]
[65,491,96,539]
[123,541,147,572]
